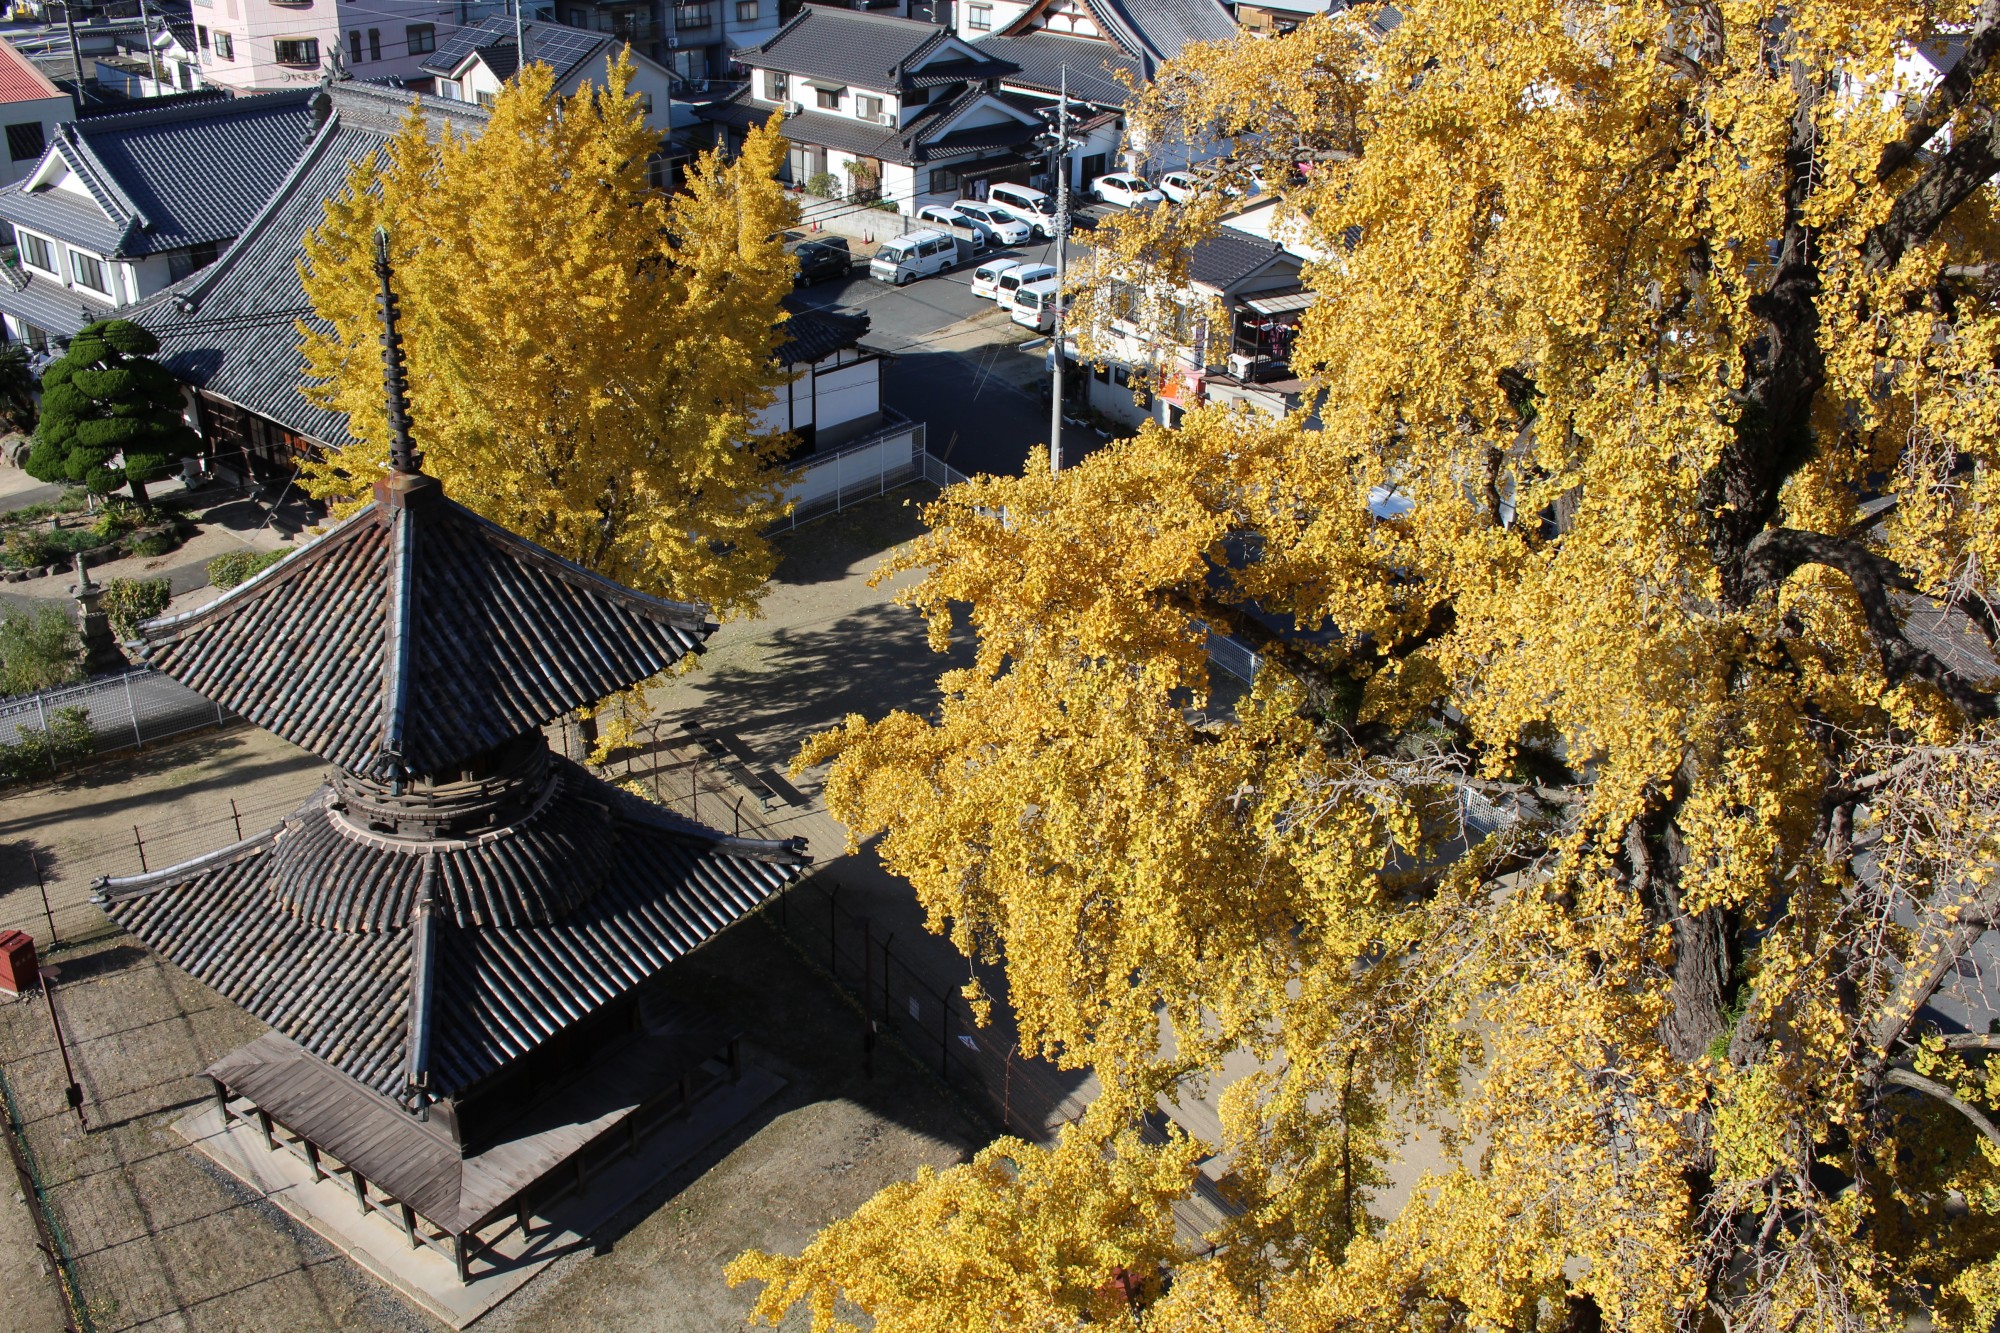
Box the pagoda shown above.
[93,235,808,1283]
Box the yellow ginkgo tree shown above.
[734,0,2000,1327]
[298,57,798,618]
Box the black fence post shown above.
[861,916,874,1078]
[132,825,147,875]
[30,851,56,949]
[939,1003,951,1081]
[230,798,243,842]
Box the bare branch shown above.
[1883,1067,2000,1150]
[1941,1033,2000,1051]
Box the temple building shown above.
[94,238,808,1287]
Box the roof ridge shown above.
[90,795,313,901]
[67,87,314,135]
[139,504,378,644]
[52,126,147,230]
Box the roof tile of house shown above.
[735,5,1014,92]
[0,37,64,102]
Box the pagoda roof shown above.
[96,764,806,1105]
[138,488,713,780]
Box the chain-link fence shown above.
[0,668,238,778]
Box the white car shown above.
[986,183,1059,238]
[1158,170,1199,203]
[915,204,986,246]
[1008,277,1061,332]
[993,262,1055,308]
[970,257,1025,300]
[950,201,1034,246]
[1090,172,1165,208]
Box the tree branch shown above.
[1941,1033,2000,1051]
[1877,0,2000,183]
[1883,1067,2000,1150]
[1864,109,2000,273]
[1745,527,1999,717]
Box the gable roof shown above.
[1186,227,1292,292]
[0,88,315,258]
[0,37,64,103]
[998,0,1236,67]
[701,82,1042,167]
[421,16,629,89]
[131,82,485,448]
[735,6,1016,92]
[977,31,1142,105]
[778,299,869,365]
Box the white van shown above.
[993,262,1054,307]
[986,183,1057,238]
[869,229,958,285]
[970,257,1024,300]
[1008,278,1060,331]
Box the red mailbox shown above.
[0,930,38,995]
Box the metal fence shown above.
[769,413,931,534]
[0,668,238,772]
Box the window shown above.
[675,2,712,28]
[16,231,54,274]
[349,29,361,62]
[196,24,209,49]
[929,166,960,193]
[764,70,788,101]
[213,31,234,59]
[367,29,380,61]
[69,250,108,296]
[476,89,498,108]
[273,37,319,65]
[815,87,839,109]
[637,92,654,116]
[569,8,584,24]
[967,3,992,27]
[736,0,757,18]
[857,94,882,120]
[4,122,43,164]
[405,23,434,54]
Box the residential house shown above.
[552,0,785,84]
[0,88,315,355]
[92,21,210,98]
[423,17,679,130]
[0,39,72,189]
[763,299,886,455]
[1078,227,1304,427]
[193,0,460,92]
[1230,0,1331,37]
[710,6,1052,214]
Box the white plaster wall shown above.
[0,95,71,189]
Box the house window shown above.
[69,251,108,296]
[637,92,654,115]
[367,29,380,61]
[406,23,434,54]
[349,29,361,62]
[16,231,54,274]
[196,24,209,49]
[735,0,757,18]
[764,70,787,101]
[857,95,883,120]
[967,3,992,27]
[476,89,498,108]
[213,31,234,59]
[675,2,712,28]
[928,167,960,193]
[4,122,43,164]
[273,37,318,65]
[815,87,839,109]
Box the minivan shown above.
[869,229,959,285]
[1008,277,1061,331]
[993,262,1054,306]
[970,257,1025,300]
[986,183,1057,237]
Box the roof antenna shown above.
[374,227,420,476]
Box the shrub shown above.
[2,527,56,569]
[0,706,93,783]
[123,529,179,559]
[101,576,170,638]
[89,499,143,541]
[0,605,82,695]
[207,547,286,590]
[805,172,839,198]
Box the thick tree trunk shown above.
[1625,808,1733,1063]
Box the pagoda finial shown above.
[374,227,420,477]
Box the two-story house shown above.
[0,88,314,356]
[709,6,1051,215]
[423,16,680,133]
[552,0,784,84]
[193,0,462,92]
[0,40,73,190]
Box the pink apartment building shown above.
[190,0,463,91]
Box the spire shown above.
[374,227,419,476]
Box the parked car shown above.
[993,262,1055,307]
[986,183,1058,238]
[1158,170,1199,203]
[1008,277,1061,332]
[915,204,986,247]
[950,201,1034,246]
[869,229,960,285]
[789,236,852,286]
[1091,172,1164,208]
[971,257,1026,300]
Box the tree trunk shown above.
[127,475,149,506]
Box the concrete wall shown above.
[0,94,71,188]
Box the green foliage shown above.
[89,498,143,541]
[0,488,89,525]
[805,171,839,197]
[100,576,169,638]
[206,547,285,590]
[0,705,93,783]
[23,319,198,502]
[0,605,81,695]
[0,343,37,432]
[122,528,179,559]
[2,527,54,569]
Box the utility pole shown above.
[1047,66,1071,474]
[137,0,163,94]
[514,0,529,72]
[60,2,88,104]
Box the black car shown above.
[790,237,852,286]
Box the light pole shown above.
[1045,67,1074,475]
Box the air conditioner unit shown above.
[1227,352,1256,380]
[666,34,678,46]
[877,111,896,125]
[786,99,804,114]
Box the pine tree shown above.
[25,320,196,504]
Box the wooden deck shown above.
[207,1008,738,1243]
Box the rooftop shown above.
[977,31,1142,104]
[421,17,629,88]
[0,36,65,103]
[734,6,1015,93]
[1000,0,1237,67]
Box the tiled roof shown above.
[0,88,315,258]
[979,32,1141,104]
[998,0,1235,67]
[0,265,113,338]
[421,16,618,89]
[702,82,1039,167]
[735,6,1014,92]
[1186,228,1288,291]
[0,37,64,103]
[778,299,869,365]
[131,83,487,449]
[140,483,714,779]
[99,767,807,1108]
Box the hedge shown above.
[207,548,287,591]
